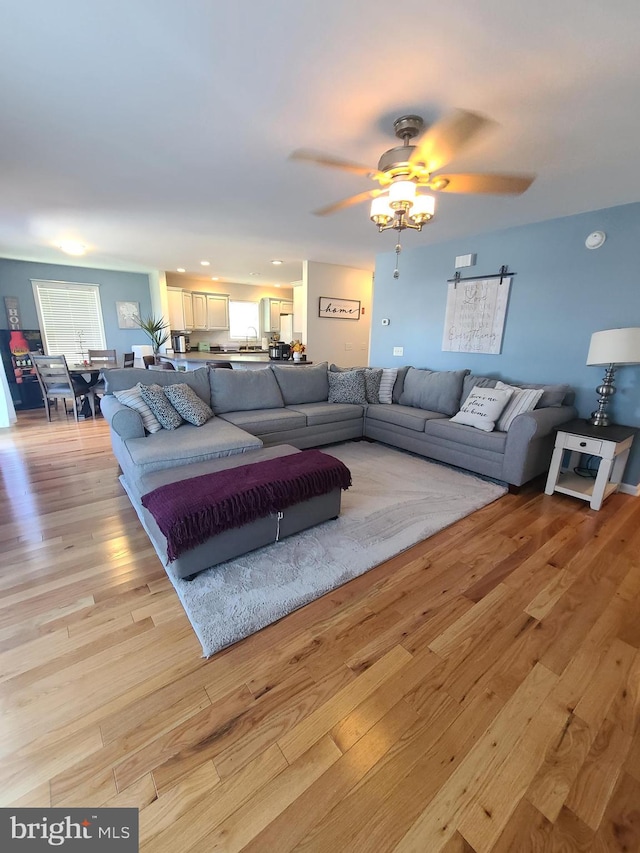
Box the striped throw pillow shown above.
[495,381,544,431]
[113,386,163,433]
[378,368,398,404]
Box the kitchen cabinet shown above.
[262,298,293,334]
[167,287,194,332]
[192,293,208,330]
[206,294,229,330]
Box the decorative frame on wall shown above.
[116,301,140,329]
[318,296,361,320]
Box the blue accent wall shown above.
[370,201,640,487]
[0,258,153,354]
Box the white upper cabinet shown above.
[206,294,229,330]
[167,287,193,332]
[192,293,208,330]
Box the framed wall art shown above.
[318,297,360,320]
[116,301,140,329]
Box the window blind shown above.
[32,280,107,363]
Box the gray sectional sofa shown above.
[101,362,577,495]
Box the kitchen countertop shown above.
[162,352,312,365]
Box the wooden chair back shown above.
[87,349,117,367]
[30,354,95,422]
[123,352,135,368]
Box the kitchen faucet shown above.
[245,326,258,350]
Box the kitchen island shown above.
[160,352,313,370]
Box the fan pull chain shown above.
[393,239,402,279]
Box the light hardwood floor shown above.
[1,408,639,851]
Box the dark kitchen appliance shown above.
[0,329,45,409]
[269,342,291,360]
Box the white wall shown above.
[304,261,372,366]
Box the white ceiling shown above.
[1,1,639,286]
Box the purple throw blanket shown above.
[141,450,352,561]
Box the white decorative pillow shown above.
[378,368,398,404]
[450,386,513,432]
[113,386,162,433]
[494,381,544,431]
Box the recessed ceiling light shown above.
[58,241,86,256]
[211,276,219,281]
[274,284,281,288]
[176,267,186,273]
[200,260,210,266]
[249,272,259,276]
[271,259,283,265]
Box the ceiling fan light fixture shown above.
[409,193,435,226]
[388,180,416,210]
[370,195,393,227]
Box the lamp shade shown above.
[586,327,640,365]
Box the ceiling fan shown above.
[290,109,535,232]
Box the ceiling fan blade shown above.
[290,149,381,178]
[313,188,385,216]
[409,109,494,173]
[430,172,535,195]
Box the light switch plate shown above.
[393,346,403,356]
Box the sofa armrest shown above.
[100,395,145,440]
[506,404,578,447]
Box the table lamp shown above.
[586,327,640,426]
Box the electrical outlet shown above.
[393,346,403,356]
[345,342,352,351]
[361,342,367,350]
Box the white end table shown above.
[545,419,635,510]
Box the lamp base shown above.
[589,364,616,428]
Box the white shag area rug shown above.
[157,442,507,657]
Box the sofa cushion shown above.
[105,367,211,405]
[328,370,367,404]
[400,367,469,416]
[392,365,411,403]
[139,383,184,430]
[366,403,447,432]
[286,401,364,426]
[218,408,306,434]
[461,375,497,405]
[124,419,262,476]
[114,386,162,433]
[210,367,284,414]
[450,386,513,432]
[518,382,570,408]
[164,383,214,426]
[271,362,329,404]
[378,368,398,404]
[425,417,508,453]
[494,381,544,431]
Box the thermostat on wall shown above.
[585,231,606,249]
[381,318,390,326]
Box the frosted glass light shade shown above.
[409,194,435,224]
[370,195,392,225]
[388,181,416,207]
[586,327,640,365]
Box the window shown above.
[228,300,260,341]
[32,280,106,362]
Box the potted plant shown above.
[290,339,306,361]
[133,314,170,362]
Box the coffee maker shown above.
[171,333,190,352]
[268,341,291,360]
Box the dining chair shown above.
[87,348,117,396]
[123,352,135,368]
[30,354,96,422]
[142,355,155,369]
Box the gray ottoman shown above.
[126,444,344,580]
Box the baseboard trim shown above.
[619,482,640,497]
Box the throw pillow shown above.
[164,383,214,426]
[378,367,398,404]
[494,381,544,431]
[450,386,514,432]
[113,386,162,434]
[327,370,367,404]
[138,383,183,430]
[400,367,469,416]
[363,368,383,404]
